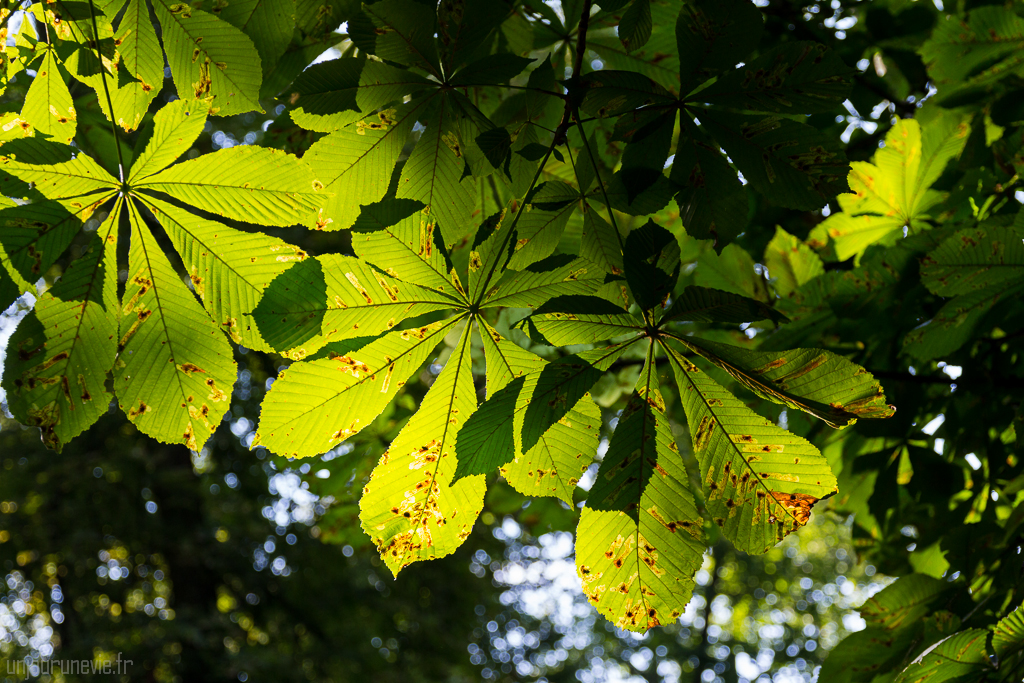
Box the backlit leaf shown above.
[666,342,837,554]
[360,322,485,575]
[115,200,237,451]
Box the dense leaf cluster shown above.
[1,0,1024,676]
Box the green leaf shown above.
[105,0,163,131]
[0,201,92,289]
[153,0,263,115]
[860,574,950,630]
[396,95,476,246]
[254,316,462,457]
[450,373,523,480]
[138,145,322,227]
[216,0,296,79]
[506,181,579,268]
[623,219,680,311]
[359,323,485,575]
[480,323,601,504]
[579,70,675,119]
[808,116,971,261]
[252,253,455,356]
[669,128,747,249]
[305,99,421,231]
[22,50,77,144]
[115,200,237,451]
[695,243,768,301]
[700,110,849,212]
[350,199,466,301]
[349,0,441,77]
[588,0,680,93]
[520,343,634,453]
[454,341,634,479]
[0,145,118,201]
[618,0,652,53]
[449,54,533,87]
[663,286,787,324]
[618,109,674,204]
[675,0,763,94]
[666,342,837,554]
[468,207,515,302]
[920,7,1024,90]
[437,0,512,75]
[902,284,1022,361]
[3,205,119,450]
[763,226,824,297]
[577,353,705,632]
[518,295,642,346]
[673,335,896,427]
[920,226,1024,297]
[483,255,608,309]
[287,58,433,132]
[903,225,1024,360]
[892,630,990,683]
[700,42,854,115]
[580,201,625,276]
[127,98,210,183]
[139,194,308,352]
[992,606,1024,660]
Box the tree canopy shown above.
[0,0,1023,680]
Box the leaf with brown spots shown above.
[665,339,837,554]
[359,322,485,575]
[674,335,895,428]
[576,350,704,633]
[114,200,237,451]
[3,203,121,451]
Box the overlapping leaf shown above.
[359,322,486,576]
[577,352,705,632]
[666,343,837,554]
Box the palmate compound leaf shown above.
[2,204,119,450]
[577,348,705,632]
[116,200,237,450]
[254,316,466,458]
[672,335,895,428]
[480,321,602,504]
[808,115,971,262]
[664,339,838,554]
[359,321,486,576]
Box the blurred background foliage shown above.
[1,0,1023,680]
